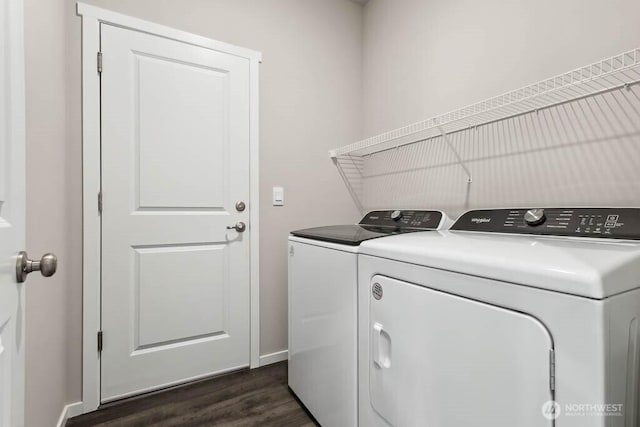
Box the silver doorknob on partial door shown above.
[16,251,58,283]
[227,222,246,233]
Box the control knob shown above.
[524,209,546,226]
[390,210,403,221]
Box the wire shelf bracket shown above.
[332,156,365,214]
[437,125,472,184]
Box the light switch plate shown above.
[273,186,284,206]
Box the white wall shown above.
[24,0,79,425]
[361,0,640,217]
[363,0,640,135]
[25,1,363,425]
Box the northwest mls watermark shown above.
[542,401,623,420]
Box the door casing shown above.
[77,2,262,413]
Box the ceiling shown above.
[350,0,369,5]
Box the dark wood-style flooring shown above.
[67,362,318,427]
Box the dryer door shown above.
[369,275,554,427]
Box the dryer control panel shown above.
[359,210,443,230]
[451,208,640,240]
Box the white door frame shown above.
[77,3,262,413]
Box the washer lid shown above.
[290,225,401,246]
[359,231,640,299]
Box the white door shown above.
[368,275,554,427]
[100,24,251,401]
[0,0,25,425]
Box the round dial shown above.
[390,210,403,221]
[524,209,546,226]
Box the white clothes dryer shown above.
[358,208,640,427]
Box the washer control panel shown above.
[359,210,443,230]
[451,208,640,239]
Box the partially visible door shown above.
[0,0,25,425]
[368,275,554,427]
[100,24,251,401]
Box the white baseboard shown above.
[259,349,288,366]
[56,401,83,427]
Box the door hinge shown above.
[97,52,103,73]
[549,349,556,392]
[97,331,103,353]
[98,191,103,214]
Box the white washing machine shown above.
[288,210,450,427]
[358,208,640,427]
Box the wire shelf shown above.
[330,48,640,215]
[330,48,640,158]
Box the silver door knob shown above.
[226,222,246,233]
[16,251,58,283]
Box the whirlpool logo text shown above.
[471,217,491,224]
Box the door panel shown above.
[369,275,553,427]
[101,24,250,400]
[0,0,25,425]
[135,245,229,348]
[135,53,229,209]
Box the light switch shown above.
[273,186,284,206]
